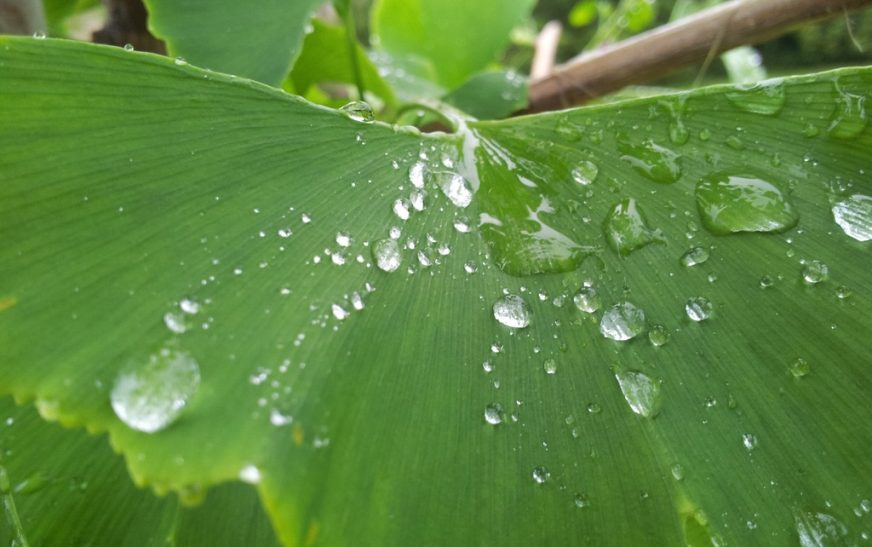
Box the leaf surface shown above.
[1,38,871,546]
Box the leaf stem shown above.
[1,465,30,547]
[339,3,366,101]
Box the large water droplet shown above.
[725,81,786,115]
[828,82,867,139]
[571,161,599,186]
[680,246,710,267]
[493,295,531,329]
[603,198,663,256]
[110,348,200,433]
[648,324,669,346]
[618,137,682,184]
[614,370,661,417]
[339,101,374,122]
[408,161,426,189]
[600,302,646,341]
[434,171,473,208]
[832,194,872,241]
[573,287,601,313]
[801,260,828,285]
[685,297,713,321]
[372,239,401,272]
[695,173,799,235]
[795,511,849,546]
[484,403,503,425]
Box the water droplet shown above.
[123,43,135,52]
[671,463,685,481]
[614,370,661,417]
[238,465,261,484]
[603,198,663,255]
[532,466,551,484]
[484,403,503,425]
[573,287,601,313]
[831,194,872,241]
[789,358,810,378]
[759,275,774,289]
[269,408,293,426]
[463,261,477,274]
[543,358,557,375]
[409,190,426,211]
[555,117,582,141]
[453,216,471,233]
[802,123,819,138]
[493,295,531,329]
[574,493,590,508]
[695,173,799,235]
[618,137,682,183]
[482,360,494,373]
[828,82,867,139]
[331,304,349,320]
[742,433,758,451]
[392,198,411,221]
[339,101,374,122]
[836,285,852,300]
[278,228,292,238]
[179,298,199,315]
[13,472,50,495]
[173,56,186,66]
[433,171,473,208]
[648,324,669,346]
[32,31,46,39]
[571,161,599,186]
[110,348,200,433]
[336,232,352,247]
[680,246,709,267]
[408,162,426,188]
[725,81,786,115]
[600,302,646,341]
[163,311,187,334]
[795,511,849,546]
[301,213,312,224]
[372,239,401,272]
[801,260,828,285]
[685,297,713,322]
[586,402,602,414]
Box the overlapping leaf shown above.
[1,38,871,546]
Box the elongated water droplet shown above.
[493,295,531,329]
[532,466,550,484]
[832,194,872,241]
[573,287,601,313]
[372,239,401,272]
[615,370,661,417]
[671,463,685,481]
[828,82,867,139]
[725,81,786,115]
[110,348,200,433]
[331,304,349,320]
[484,403,503,425]
[339,101,374,122]
[685,297,713,321]
[618,137,682,183]
[163,311,187,334]
[604,198,663,256]
[680,246,709,267]
[696,173,799,235]
[571,161,599,186]
[408,161,426,189]
[433,171,473,208]
[801,260,828,285]
[600,302,646,341]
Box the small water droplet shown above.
[336,232,352,247]
[759,275,774,289]
[543,358,557,375]
[408,162,426,189]
[339,101,374,122]
[110,348,200,433]
[32,31,46,39]
[163,311,187,334]
[696,172,798,235]
[831,194,872,241]
[742,433,758,451]
[331,304,349,320]
[828,81,867,139]
[573,287,601,314]
[801,260,828,285]
[532,466,550,484]
[238,465,261,484]
[604,198,663,256]
[571,161,599,186]
[836,285,852,300]
[173,56,186,66]
[685,297,713,322]
[680,246,710,267]
[574,493,590,508]
[463,261,478,274]
[600,302,646,341]
[269,408,293,426]
[373,239,401,272]
[484,403,503,425]
[493,295,531,329]
[648,324,669,346]
[671,463,685,481]
[725,81,786,115]
[587,402,602,414]
[615,370,661,417]
[789,358,810,378]
[482,360,494,373]
[179,298,199,315]
[392,198,411,221]
[123,43,135,52]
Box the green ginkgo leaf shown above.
[1,37,871,546]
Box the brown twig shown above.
[531,20,563,80]
[526,0,872,113]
